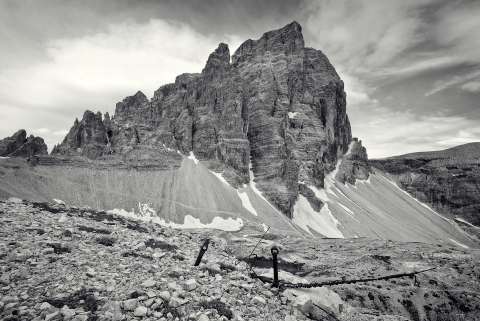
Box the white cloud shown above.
[350,106,480,158]
[425,69,480,96]
[0,19,242,149]
[460,81,480,93]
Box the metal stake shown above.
[271,246,279,288]
[194,238,210,266]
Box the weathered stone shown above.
[184,279,197,291]
[158,291,171,302]
[141,278,156,288]
[133,305,147,317]
[122,298,137,311]
[252,296,266,305]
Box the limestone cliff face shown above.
[0,130,48,158]
[52,21,356,217]
[371,143,480,226]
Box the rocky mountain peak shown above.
[114,91,149,123]
[232,21,304,65]
[52,21,368,217]
[203,43,230,78]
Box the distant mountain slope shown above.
[390,142,480,160]
[371,142,480,229]
[0,154,476,247]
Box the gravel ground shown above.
[1,199,479,321]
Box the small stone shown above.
[122,298,137,311]
[143,298,154,307]
[184,279,197,291]
[197,314,209,321]
[169,296,187,308]
[61,306,76,319]
[141,278,156,288]
[86,268,96,277]
[73,314,88,321]
[39,302,53,310]
[146,291,156,298]
[45,311,60,321]
[167,281,180,291]
[252,296,266,305]
[158,291,171,301]
[133,306,148,317]
[0,274,10,285]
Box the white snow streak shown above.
[210,171,230,186]
[449,238,469,249]
[237,190,258,216]
[187,151,199,165]
[455,217,479,229]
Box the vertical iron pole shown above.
[271,246,279,288]
[194,238,210,266]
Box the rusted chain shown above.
[280,267,437,289]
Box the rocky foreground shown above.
[1,199,479,321]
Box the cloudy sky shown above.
[1,0,479,158]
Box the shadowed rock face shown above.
[371,142,480,226]
[0,129,48,157]
[337,138,370,184]
[51,21,355,217]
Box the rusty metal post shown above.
[194,238,210,266]
[271,246,279,288]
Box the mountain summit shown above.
[51,21,366,217]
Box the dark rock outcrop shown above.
[371,142,480,226]
[0,129,48,157]
[52,21,355,217]
[336,138,370,184]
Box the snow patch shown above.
[455,217,479,229]
[209,169,258,216]
[262,223,269,232]
[187,151,199,165]
[237,190,258,216]
[288,112,299,119]
[210,171,230,186]
[52,199,66,205]
[337,203,358,221]
[108,202,243,231]
[0,156,10,159]
[292,195,343,238]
